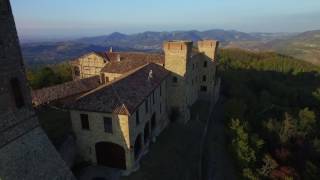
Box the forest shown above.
[26,63,73,89]
[218,49,320,179]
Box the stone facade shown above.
[68,64,169,173]
[73,53,108,79]
[163,40,219,122]
[0,0,74,179]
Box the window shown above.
[172,76,178,83]
[204,61,207,67]
[104,117,113,133]
[0,42,4,58]
[10,78,25,108]
[74,67,80,76]
[80,114,89,130]
[160,85,162,97]
[192,64,195,70]
[152,92,155,105]
[202,75,207,82]
[145,99,149,113]
[200,86,207,92]
[160,103,162,114]
[136,109,140,125]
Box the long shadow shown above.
[219,67,320,177]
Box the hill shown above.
[218,48,320,179]
[226,30,320,65]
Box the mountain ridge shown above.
[20,29,320,67]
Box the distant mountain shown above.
[22,29,320,67]
[76,30,259,50]
[226,30,320,65]
[21,29,264,66]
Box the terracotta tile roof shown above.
[67,63,170,115]
[32,76,101,106]
[101,52,164,73]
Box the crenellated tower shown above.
[197,40,219,101]
[163,41,193,122]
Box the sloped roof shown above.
[67,63,170,115]
[32,76,101,106]
[69,51,164,68]
[101,52,164,74]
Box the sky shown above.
[10,0,320,41]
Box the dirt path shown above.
[202,99,237,180]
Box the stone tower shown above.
[198,40,219,61]
[0,0,74,179]
[163,41,193,122]
[197,40,219,101]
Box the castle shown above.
[0,0,74,179]
[59,40,220,173]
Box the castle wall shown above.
[0,127,74,180]
[0,0,75,179]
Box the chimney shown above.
[109,47,113,53]
[117,54,121,62]
[148,70,153,80]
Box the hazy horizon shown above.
[11,0,320,42]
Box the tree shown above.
[259,154,278,177]
[312,88,320,101]
[230,119,256,167]
[297,108,316,137]
[279,113,297,144]
[303,161,320,180]
[243,168,259,180]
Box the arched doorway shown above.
[134,134,142,160]
[95,142,126,169]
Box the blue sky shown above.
[10,0,320,40]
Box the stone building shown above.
[64,39,220,173]
[0,0,74,179]
[67,63,169,171]
[71,50,164,81]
